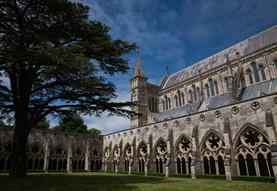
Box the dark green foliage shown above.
[196,174,225,180]
[35,117,50,129]
[54,113,87,133]
[0,0,136,177]
[232,175,275,183]
[87,128,101,135]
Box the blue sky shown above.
[66,0,277,134]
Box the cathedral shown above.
[1,25,277,182]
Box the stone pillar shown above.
[224,118,232,180]
[67,141,72,173]
[128,159,132,175]
[144,158,149,176]
[191,125,198,179]
[43,142,49,173]
[115,161,118,173]
[85,141,90,171]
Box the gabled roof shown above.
[162,25,277,89]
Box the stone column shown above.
[144,158,149,176]
[43,142,49,173]
[128,159,133,175]
[67,141,72,173]
[191,125,198,179]
[84,141,90,171]
[224,118,232,180]
[115,161,118,173]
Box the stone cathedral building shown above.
[1,25,277,182]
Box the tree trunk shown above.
[9,109,29,178]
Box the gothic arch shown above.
[123,143,133,172]
[137,141,147,173]
[72,146,85,171]
[48,144,67,171]
[154,138,168,174]
[26,141,45,171]
[200,130,226,175]
[234,124,273,177]
[174,134,192,175]
[0,140,12,171]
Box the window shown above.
[188,90,193,103]
[181,93,185,105]
[162,100,165,111]
[214,81,219,95]
[246,69,253,84]
[178,91,181,106]
[168,98,171,109]
[224,77,228,91]
[175,95,178,107]
[205,84,210,98]
[259,65,266,81]
[251,62,260,82]
[274,60,277,70]
[192,85,197,101]
[164,96,168,110]
[209,79,215,96]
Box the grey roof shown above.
[152,79,277,122]
[162,25,277,89]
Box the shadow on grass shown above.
[0,173,171,191]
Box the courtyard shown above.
[0,172,276,191]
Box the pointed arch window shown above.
[246,69,254,85]
[188,90,193,103]
[175,136,192,175]
[209,79,215,96]
[175,95,178,107]
[235,127,274,177]
[178,91,181,106]
[224,77,228,91]
[181,93,185,105]
[259,65,266,81]
[168,98,171,109]
[274,60,277,70]
[162,100,165,111]
[251,62,260,82]
[214,81,219,95]
[205,84,210,98]
[192,85,197,101]
[201,133,226,175]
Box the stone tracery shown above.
[235,127,274,177]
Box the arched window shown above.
[214,81,219,95]
[192,85,197,101]
[201,132,226,175]
[209,79,215,96]
[165,96,168,110]
[181,157,186,174]
[175,95,178,107]
[162,100,165,111]
[178,91,181,106]
[259,65,266,81]
[224,77,228,91]
[168,98,171,109]
[177,158,181,174]
[205,84,210,98]
[218,155,225,175]
[251,62,260,82]
[175,136,192,174]
[246,69,254,84]
[181,93,185,105]
[235,127,273,177]
[188,90,193,102]
[137,142,147,173]
[155,139,167,174]
[197,87,201,100]
[204,156,210,174]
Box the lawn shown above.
[0,172,276,191]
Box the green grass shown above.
[0,172,276,191]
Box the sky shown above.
[2,0,277,134]
[73,0,277,135]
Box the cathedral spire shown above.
[134,51,144,77]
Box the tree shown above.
[54,113,87,133]
[88,128,101,135]
[0,0,136,178]
[35,117,50,130]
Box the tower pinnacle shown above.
[134,51,144,77]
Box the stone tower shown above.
[130,54,148,128]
